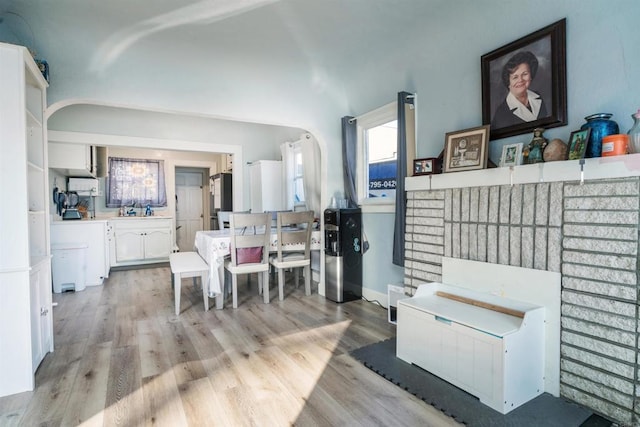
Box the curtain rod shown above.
[348,93,416,123]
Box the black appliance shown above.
[324,208,362,302]
[210,173,233,229]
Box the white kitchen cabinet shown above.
[0,42,53,397]
[48,142,97,177]
[50,220,110,286]
[30,260,53,372]
[110,218,173,267]
[249,160,283,213]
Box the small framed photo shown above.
[567,128,590,160]
[413,157,440,176]
[500,143,523,167]
[443,125,490,173]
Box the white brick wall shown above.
[405,177,640,425]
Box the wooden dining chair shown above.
[225,212,271,308]
[270,210,314,300]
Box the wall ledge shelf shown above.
[406,153,640,191]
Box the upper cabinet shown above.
[0,42,53,397]
[48,142,97,177]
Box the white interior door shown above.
[175,172,204,251]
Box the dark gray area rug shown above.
[351,338,611,427]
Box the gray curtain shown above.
[341,116,358,208]
[393,92,414,266]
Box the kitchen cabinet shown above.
[249,160,283,213]
[223,153,233,172]
[50,220,110,286]
[110,218,173,267]
[0,42,53,397]
[30,260,53,372]
[48,142,98,177]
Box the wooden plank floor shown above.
[0,266,461,427]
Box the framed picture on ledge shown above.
[413,157,440,176]
[499,143,524,167]
[567,128,590,160]
[443,125,490,173]
[481,19,567,141]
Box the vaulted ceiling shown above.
[0,0,443,130]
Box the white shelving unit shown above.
[0,42,53,397]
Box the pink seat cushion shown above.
[236,246,263,264]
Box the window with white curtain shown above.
[293,143,305,206]
[106,157,167,208]
[356,101,398,206]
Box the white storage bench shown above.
[396,282,545,414]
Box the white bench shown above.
[397,282,545,414]
[169,252,209,315]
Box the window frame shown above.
[292,141,305,208]
[356,101,398,213]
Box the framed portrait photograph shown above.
[481,19,567,141]
[499,143,524,167]
[443,125,490,173]
[567,128,590,160]
[413,157,440,176]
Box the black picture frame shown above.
[481,19,567,141]
[413,157,440,176]
[567,128,590,160]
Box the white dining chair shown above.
[225,212,271,308]
[270,210,314,300]
[217,211,231,230]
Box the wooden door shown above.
[175,172,204,251]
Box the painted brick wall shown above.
[404,177,640,425]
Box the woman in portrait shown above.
[491,51,548,129]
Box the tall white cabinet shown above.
[249,160,283,213]
[0,42,53,397]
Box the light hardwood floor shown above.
[0,266,461,426]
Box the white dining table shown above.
[194,228,322,308]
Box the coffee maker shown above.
[60,191,82,220]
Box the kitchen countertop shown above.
[107,215,173,220]
[51,215,172,224]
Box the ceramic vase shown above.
[543,138,568,162]
[627,110,640,154]
[580,113,619,158]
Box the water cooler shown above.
[324,208,362,302]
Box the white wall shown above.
[6,0,640,296]
[47,105,306,212]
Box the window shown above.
[356,102,398,207]
[106,157,167,208]
[293,143,305,206]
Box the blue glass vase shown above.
[580,113,619,158]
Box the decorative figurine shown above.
[525,127,547,164]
